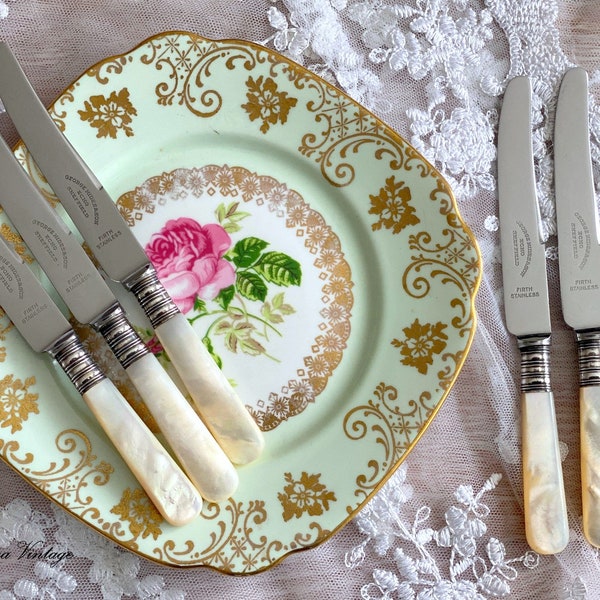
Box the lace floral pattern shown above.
[346,466,540,599]
[563,578,588,600]
[0,500,185,600]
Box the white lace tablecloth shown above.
[0,1,599,598]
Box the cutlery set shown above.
[499,69,600,553]
[0,43,264,525]
[1,36,596,549]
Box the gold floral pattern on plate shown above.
[78,88,137,139]
[1,430,114,522]
[0,374,38,434]
[111,487,164,541]
[242,75,298,134]
[393,318,449,375]
[28,430,113,512]
[343,382,438,507]
[279,472,337,522]
[5,31,481,572]
[369,175,420,234]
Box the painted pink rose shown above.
[146,217,235,313]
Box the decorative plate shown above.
[1,32,481,573]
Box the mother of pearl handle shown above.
[125,353,239,502]
[83,377,203,526]
[580,385,600,547]
[522,390,569,554]
[154,313,265,465]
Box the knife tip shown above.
[561,66,588,87]
[505,74,531,93]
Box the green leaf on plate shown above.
[214,318,266,356]
[231,236,270,268]
[255,251,302,287]
[202,335,222,369]
[262,292,295,324]
[194,297,208,315]
[272,291,295,314]
[236,270,268,302]
[215,285,235,310]
[216,201,251,233]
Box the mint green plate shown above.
[2,32,481,572]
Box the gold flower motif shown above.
[238,173,262,201]
[242,76,298,134]
[392,319,448,375]
[110,487,163,540]
[287,204,309,227]
[278,472,337,522]
[0,374,39,433]
[369,176,420,234]
[214,166,237,195]
[182,168,206,197]
[156,172,177,195]
[78,88,137,139]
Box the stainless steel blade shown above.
[498,75,551,338]
[556,68,600,548]
[0,232,114,398]
[0,136,117,324]
[498,75,569,554]
[555,67,600,331]
[0,235,71,352]
[0,41,148,284]
[0,134,158,375]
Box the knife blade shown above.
[555,66,600,547]
[0,134,238,503]
[498,75,569,554]
[0,234,203,525]
[0,42,264,466]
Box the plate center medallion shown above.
[117,164,353,430]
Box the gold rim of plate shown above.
[0,31,482,573]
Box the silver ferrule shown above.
[123,264,179,329]
[575,329,600,387]
[517,334,551,393]
[92,303,149,370]
[47,331,105,395]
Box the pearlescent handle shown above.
[521,390,569,554]
[125,353,239,502]
[82,378,203,526]
[154,313,265,465]
[580,385,600,547]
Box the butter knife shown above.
[555,67,600,547]
[498,75,569,554]
[0,234,203,525]
[0,134,239,503]
[0,42,264,466]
